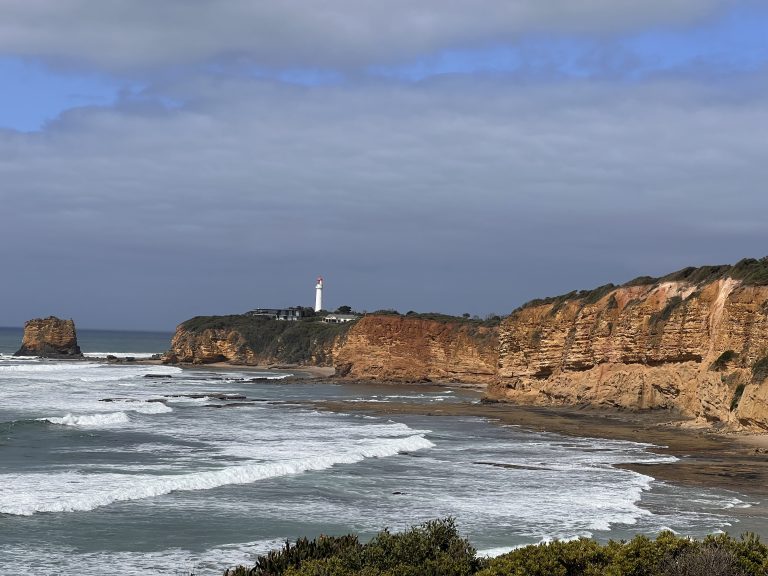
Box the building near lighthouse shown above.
[322,313,358,324]
[248,276,359,321]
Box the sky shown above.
[1,1,767,330]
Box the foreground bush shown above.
[224,520,768,576]
[224,518,479,576]
[479,531,768,576]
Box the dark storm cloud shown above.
[1,75,767,329]
[0,0,730,71]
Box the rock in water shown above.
[15,316,83,358]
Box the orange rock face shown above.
[164,314,498,383]
[490,279,768,429]
[163,269,768,430]
[333,315,499,383]
[166,327,261,365]
[15,316,82,358]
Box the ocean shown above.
[0,328,764,575]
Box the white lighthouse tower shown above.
[315,276,324,312]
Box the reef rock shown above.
[15,316,83,358]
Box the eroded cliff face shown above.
[15,316,82,358]
[490,279,768,429]
[333,315,498,383]
[164,314,498,383]
[165,261,768,430]
[166,327,266,365]
[164,316,341,366]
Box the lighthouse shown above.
[315,276,324,312]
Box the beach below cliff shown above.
[312,393,768,501]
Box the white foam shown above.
[0,362,104,372]
[40,412,131,427]
[120,402,173,414]
[83,352,158,359]
[166,396,212,405]
[0,538,287,576]
[0,434,434,516]
[477,535,583,558]
[36,401,172,428]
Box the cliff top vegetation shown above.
[179,314,352,364]
[517,256,768,312]
[368,310,503,327]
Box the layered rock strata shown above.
[165,259,768,430]
[164,315,344,366]
[164,314,498,383]
[15,316,83,358]
[489,278,768,429]
[333,315,498,383]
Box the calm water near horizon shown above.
[1,330,766,574]
[0,326,173,357]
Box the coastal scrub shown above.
[224,520,768,576]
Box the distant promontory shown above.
[15,316,83,358]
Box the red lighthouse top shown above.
[317,276,323,284]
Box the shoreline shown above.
[7,354,768,499]
[311,396,768,499]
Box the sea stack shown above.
[15,316,83,358]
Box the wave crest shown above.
[39,412,131,427]
[0,434,434,516]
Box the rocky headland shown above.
[490,259,768,430]
[164,312,500,383]
[15,316,83,358]
[165,257,768,430]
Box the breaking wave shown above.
[83,352,158,359]
[37,402,172,428]
[39,412,131,427]
[0,434,434,516]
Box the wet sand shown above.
[313,397,768,498]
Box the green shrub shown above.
[477,538,610,576]
[478,532,766,576]
[730,258,768,286]
[660,540,746,576]
[602,532,695,576]
[227,519,479,576]
[622,257,768,288]
[226,526,768,576]
[181,315,352,365]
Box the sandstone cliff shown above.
[489,258,768,430]
[166,258,768,430]
[164,313,499,383]
[15,316,82,358]
[164,315,346,366]
[333,315,498,383]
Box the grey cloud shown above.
[0,0,731,71]
[1,74,767,329]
